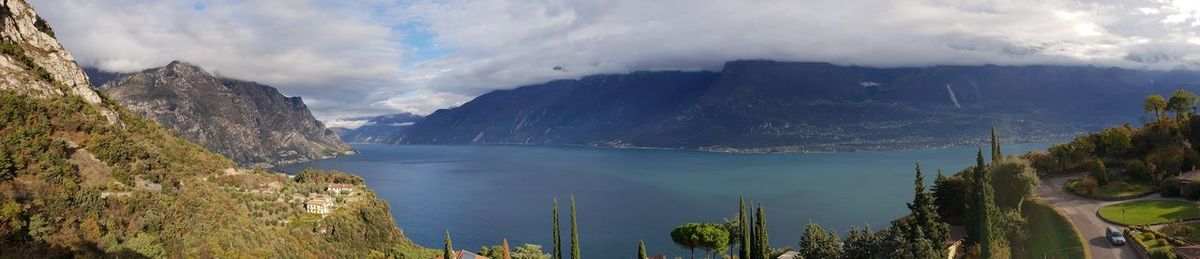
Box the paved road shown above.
[1038,174,1142,259]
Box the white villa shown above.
[327,183,354,195]
[305,194,332,214]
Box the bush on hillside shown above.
[1081,176,1099,195]
[1183,182,1200,200]
[1021,151,1055,175]
[1147,146,1188,180]
[1149,247,1176,259]
[1125,160,1151,182]
[1090,160,1109,185]
[1162,178,1182,197]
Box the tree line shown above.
[648,127,1040,259]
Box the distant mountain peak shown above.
[94,61,354,167]
[332,112,424,144]
[156,60,211,77]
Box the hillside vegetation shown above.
[0,0,425,257]
[1028,89,1200,199]
[0,90,424,257]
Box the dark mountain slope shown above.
[96,62,353,167]
[404,71,720,146]
[404,61,1200,151]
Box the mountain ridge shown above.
[96,61,354,167]
[402,60,1200,151]
[332,113,423,144]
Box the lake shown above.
[277,142,1056,258]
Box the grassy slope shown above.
[1099,200,1200,225]
[1012,201,1087,259]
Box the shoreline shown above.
[341,132,1079,155]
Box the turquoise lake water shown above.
[278,142,1055,258]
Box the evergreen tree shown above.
[932,169,967,223]
[974,148,1001,259]
[905,162,949,256]
[444,231,454,259]
[754,204,769,259]
[905,228,938,259]
[638,240,648,259]
[799,222,842,259]
[502,239,512,259]
[570,196,580,259]
[749,207,759,259]
[841,225,879,259]
[991,126,1002,163]
[738,196,750,259]
[553,199,561,259]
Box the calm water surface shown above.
[278,142,1054,258]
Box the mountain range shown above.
[93,61,353,167]
[400,61,1200,151]
[330,113,423,144]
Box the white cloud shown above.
[323,118,370,129]
[31,0,1200,120]
[376,89,471,115]
[29,0,407,119]
[396,0,1200,94]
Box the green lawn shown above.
[1099,200,1200,225]
[1066,179,1155,199]
[1012,202,1086,259]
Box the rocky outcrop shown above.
[0,0,117,122]
[332,113,423,144]
[403,61,1200,151]
[98,61,353,167]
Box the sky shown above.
[27,0,1200,128]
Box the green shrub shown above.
[1091,160,1109,185]
[33,16,54,38]
[1183,182,1200,200]
[1150,247,1176,259]
[1126,160,1151,182]
[1162,178,1182,197]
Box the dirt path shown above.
[1039,174,1142,259]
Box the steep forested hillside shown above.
[404,61,1200,151]
[0,0,425,257]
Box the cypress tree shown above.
[502,238,512,259]
[444,231,454,259]
[738,196,750,259]
[638,240,648,259]
[749,206,759,259]
[570,195,580,259]
[991,126,1002,163]
[553,199,561,259]
[974,148,998,259]
[755,204,769,259]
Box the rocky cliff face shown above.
[98,61,353,167]
[332,113,423,144]
[403,61,1200,151]
[0,0,118,123]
